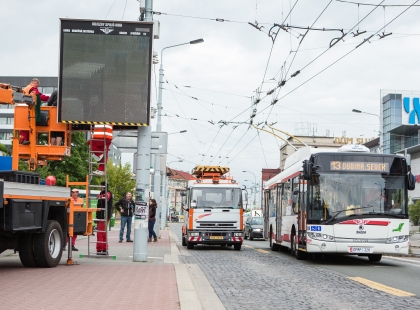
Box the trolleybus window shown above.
[269,187,276,217]
[191,188,242,209]
[308,173,407,222]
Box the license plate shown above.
[210,236,224,240]
[349,247,373,253]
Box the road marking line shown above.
[256,249,269,254]
[347,277,415,297]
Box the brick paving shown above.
[0,224,179,310]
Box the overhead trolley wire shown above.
[253,0,418,124]
[336,0,420,6]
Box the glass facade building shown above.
[381,90,420,154]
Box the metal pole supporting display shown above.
[133,0,153,262]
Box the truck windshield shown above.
[308,173,407,222]
[191,188,242,209]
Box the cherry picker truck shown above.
[0,83,96,267]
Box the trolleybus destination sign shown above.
[330,161,389,172]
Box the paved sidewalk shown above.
[0,224,179,309]
[0,223,223,310]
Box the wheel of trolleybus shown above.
[33,220,63,268]
[18,233,38,267]
[182,234,187,246]
[270,227,279,251]
[291,232,305,260]
[368,254,382,262]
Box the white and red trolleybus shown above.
[263,144,416,262]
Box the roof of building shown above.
[168,168,195,181]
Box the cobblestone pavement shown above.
[169,223,420,310]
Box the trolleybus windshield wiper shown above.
[324,206,373,224]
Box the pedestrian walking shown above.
[96,181,113,255]
[148,199,158,242]
[115,192,135,242]
[66,188,84,251]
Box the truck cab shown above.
[182,166,244,250]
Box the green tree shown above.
[409,200,420,225]
[105,160,136,202]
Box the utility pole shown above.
[153,38,164,235]
[133,0,153,262]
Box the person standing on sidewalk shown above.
[66,188,84,251]
[96,181,113,254]
[148,199,158,242]
[115,192,135,242]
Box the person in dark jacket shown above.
[148,199,158,242]
[96,181,113,254]
[115,192,135,242]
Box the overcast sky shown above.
[2,0,420,193]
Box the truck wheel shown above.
[182,234,187,246]
[18,233,38,267]
[33,220,63,268]
[187,241,194,250]
[234,244,241,251]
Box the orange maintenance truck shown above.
[0,83,95,267]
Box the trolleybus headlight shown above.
[386,235,408,243]
[307,232,334,242]
[234,233,243,237]
[190,232,200,237]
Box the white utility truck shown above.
[182,166,244,250]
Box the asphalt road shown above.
[243,237,420,297]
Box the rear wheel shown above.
[270,227,279,251]
[33,220,63,268]
[234,244,242,251]
[368,254,382,262]
[18,233,38,267]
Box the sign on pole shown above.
[135,201,149,220]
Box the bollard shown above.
[133,221,148,262]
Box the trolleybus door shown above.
[297,176,306,250]
[263,190,269,239]
[276,184,282,243]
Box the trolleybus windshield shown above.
[191,188,242,209]
[308,173,407,222]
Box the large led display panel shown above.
[58,19,153,128]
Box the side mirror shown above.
[302,160,312,180]
[408,171,416,191]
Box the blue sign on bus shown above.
[310,226,321,231]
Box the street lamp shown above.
[352,109,381,137]
[243,170,257,207]
[168,130,187,135]
[154,39,204,233]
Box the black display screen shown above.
[58,19,153,128]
